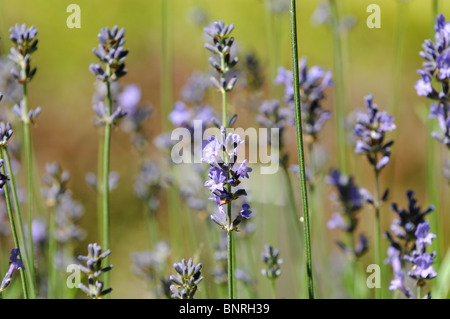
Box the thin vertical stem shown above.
[328,0,347,174]
[47,206,57,298]
[220,42,235,299]
[374,169,382,299]
[2,148,36,298]
[1,153,29,299]
[102,78,113,293]
[22,82,37,298]
[427,0,443,266]
[161,0,173,131]
[270,279,277,299]
[289,0,314,299]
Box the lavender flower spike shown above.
[0,248,25,292]
[169,258,203,299]
[353,94,395,172]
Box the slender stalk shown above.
[2,148,36,298]
[219,40,236,299]
[417,285,422,299]
[328,0,347,173]
[427,0,443,266]
[47,206,57,298]
[161,0,173,131]
[280,165,304,298]
[289,0,314,299]
[270,279,277,299]
[373,168,382,299]
[22,83,37,293]
[97,135,104,242]
[102,77,113,293]
[1,153,29,299]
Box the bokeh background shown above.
[0,0,449,298]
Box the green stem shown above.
[220,45,235,299]
[161,0,173,131]
[328,0,347,174]
[281,166,303,298]
[374,168,382,299]
[97,136,104,243]
[289,0,314,299]
[102,78,113,294]
[2,148,36,298]
[22,83,37,295]
[417,285,422,299]
[270,279,277,299]
[47,206,57,298]
[1,152,29,299]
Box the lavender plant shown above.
[260,245,282,298]
[203,20,246,299]
[8,24,41,298]
[326,169,369,259]
[0,248,25,296]
[89,26,128,291]
[78,243,113,299]
[415,13,450,260]
[387,214,438,299]
[289,0,315,298]
[42,162,85,298]
[169,258,203,299]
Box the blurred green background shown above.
[0,0,449,298]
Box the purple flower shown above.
[274,58,332,138]
[201,136,223,168]
[169,101,191,127]
[234,160,252,179]
[118,84,141,116]
[407,252,437,280]
[417,15,450,148]
[353,94,395,172]
[0,248,25,292]
[389,190,434,245]
[239,204,252,219]
[90,26,128,81]
[415,222,436,249]
[326,213,349,231]
[327,168,363,214]
[204,167,226,194]
[202,126,252,231]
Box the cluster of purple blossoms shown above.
[89,26,128,81]
[78,243,113,299]
[387,190,434,253]
[8,25,42,123]
[416,14,450,147]
[8,24,38,84]
[0,248,24,293]
[326,168,369,258]
[353,94,396,172]
[261,245,283,280]
[169,258,203,299]
[201,127,252,232]
[204,21,239,96]
[90,26,128,126]
[386,192,437,299]
[275,58,332,140]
